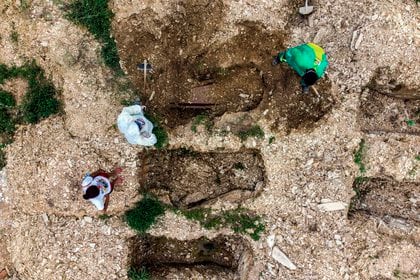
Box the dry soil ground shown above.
[0,0,419,279]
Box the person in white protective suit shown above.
[117,105,157,146]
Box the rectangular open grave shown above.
[359,89,420,135]
[349,178,419,231]
[128,235,253,280]
[139,149,266,208]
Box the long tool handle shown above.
[143,59,147,98]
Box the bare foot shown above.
[112,167,123,176]
[113,176,124,187]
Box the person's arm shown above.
[103,194,110,213]
[91,169,107,177]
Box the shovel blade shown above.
[299,6,313,15]
[137,63,153,71]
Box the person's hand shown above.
[113,167,123,175]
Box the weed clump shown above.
[144,113,168,149]
[191,114,213,133]
[236,125,264,141]
[128,267,150,280]
[125,195,165,233]
[65,0,122,73]
[0,61,61,124]
[180,207,265,241]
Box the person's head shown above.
[302,69,318,86]
[83,185,100,200]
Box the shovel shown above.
[299,0,314,15]
[137,59,153,100]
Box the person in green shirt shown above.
[272,43,328,93]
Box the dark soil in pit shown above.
[349,178,419,230]
[263,65,335,132]
[114,0,335,130]
[359,89,420,135]
[139,148,266,208]
[128,234,253,280]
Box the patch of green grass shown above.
[125,195,165,233]
[222,209,265,240]
[393,268,401,278]
[181,207,211,222]
[65,0,122,73]
[354,139,366,174]
[233,162,245,170]
[144,113,168,149]
[268,136,275,144]
[191,114,213,133]
[179,207,265,241]
[0,61,61,124]
[236,125,264,142]
[98,214,112,220]
[0,90,16,107]
[19,0,30,11]
[404,118,416,127]
[415,155,420,161]
[128,267,150,280]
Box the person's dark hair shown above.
[302,69,318,86]
[83,185,100,199]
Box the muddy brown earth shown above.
[114,0,335,130]
[129,234,252,279]
[140,148,266,208]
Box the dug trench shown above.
[138,148,266,209]
[114,0,335,131]
[359,68,420,135]
[128,234,253,280]
[348,178,419,233]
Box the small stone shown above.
[271,246,297,270]
[83,216,93,223]
[354,33,363,50]
[41,213,49,225]
[267,234,276,249]
[317,202,347,212]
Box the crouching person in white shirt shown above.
[82,168,123,212]
[117,105,157,146]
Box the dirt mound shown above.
[139,148,266,208]
[129,234,253,279]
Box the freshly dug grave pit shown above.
[128,234,253,280]
[139,149,266,208]
[349,178,419,230]
[262,65,335,132]
[359,89,420,135]
[114,0,290,127]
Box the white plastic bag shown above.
[117,105,157,146]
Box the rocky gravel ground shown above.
[0,0,419,279]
